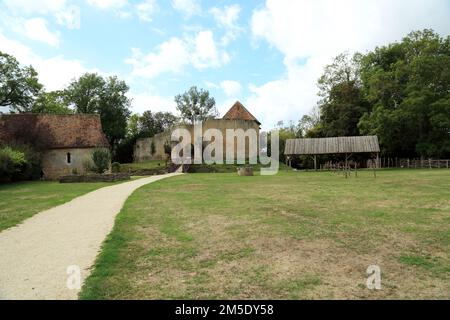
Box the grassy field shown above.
[0,180,125,231]
[80,169,450,299]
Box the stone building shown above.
[0,114,109,179]
[134,101,261,162]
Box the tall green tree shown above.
[358,29,450,157]
[175,86,217,123]
[0,51,42,112]
[65,73,131,150]
[31,91,72,114]
[65,73,104,113]
[316,53,369,137]
[97,76,131,148]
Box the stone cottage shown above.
[0,114,109,179]
[134,101,261,162]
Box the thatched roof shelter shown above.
[285,136,380,155]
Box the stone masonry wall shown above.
[41,148,94,180]
[133,119,260,163]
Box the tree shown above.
[316,52,369,137]
[175,86,217,123]
[31,91,72,114]
[0,51,42,112]
[139,110,178,137]
[65,73,131,150]
[153,111,178,131]
[97,76,131,149]
[358,29,450,158]
[297,106,320,137]
[127,114,140,138]
[65,73,104,114]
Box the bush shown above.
[10,142,42,180]
[111,162,121,173]
[92,148,111,174]
[0,146,26,181]
[82,157,95,173]
[0,142,42,182]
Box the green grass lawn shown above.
[120,160,167,172]
[0,180,126,231]
[80,169,450,299]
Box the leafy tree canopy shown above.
[0,51,42,112]
[31,91,72,114]
[358,29,450,157]
[65,73,131,149]
[175,86,217,123]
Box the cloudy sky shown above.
[1,0,449,128]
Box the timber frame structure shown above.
[284,136,381,170]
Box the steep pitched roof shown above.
[0,114,109,149]
[222,101,261,125]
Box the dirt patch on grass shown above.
[129,216,449,299]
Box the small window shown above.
[66,152,71,164]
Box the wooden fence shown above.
[367,158,450,169]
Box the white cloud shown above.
[3,0,80,29]
[129,91,177,114]
[210,4,242,45]
[3,0,68,15]
[86,0,128,10]
[126,30,229,78]
[192,30,229,69]
[55,5,81,29]
[171,0,201,17]
[249,0,450,128]
[24,18,60,47]
[204,81,219,89]
[220,80,242,97]
[136,0,157,22]
[0,31,99,91]
[125,38,190,78]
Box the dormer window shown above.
[66,152,71,164]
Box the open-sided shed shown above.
[284,136,380,169]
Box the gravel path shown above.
[0,173,181,300]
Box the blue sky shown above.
[1,0,450,128]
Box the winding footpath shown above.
[0,173,182,300]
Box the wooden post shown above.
[373,155,377,178]
[314,155,317,171]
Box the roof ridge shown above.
[222,101,261,125]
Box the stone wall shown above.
[133,119,260,163]
[41,148,94,180]
[59,173,130,183]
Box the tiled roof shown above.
[0,114,109,149]
[222,101,261,125]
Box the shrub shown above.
[82,157,95,173]
[92,148,111,174]
[0,142,42,182]
[111,162,121,173]
[9,142,42,180]
[0,146,26,181]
